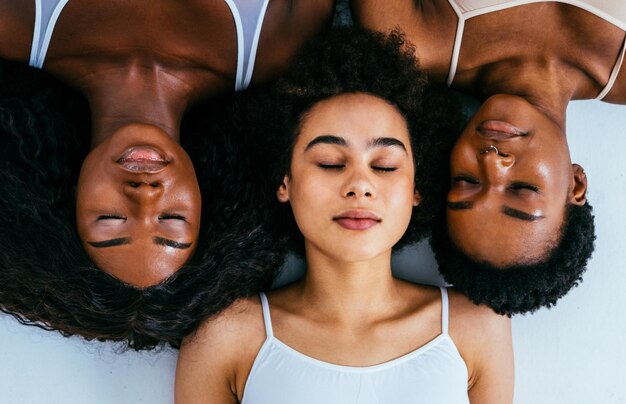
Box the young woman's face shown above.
[76,124,202,287]
[447,94,587,266]
[277,93,420,263]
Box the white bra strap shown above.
[259,292,274,339]
[223,0,270,91]
[439,287,449,335]
[596,35,626,100]
[29,0,70,69]
[446,1,466,87]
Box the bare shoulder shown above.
[448,288,511,350]
[176,296,267,403]
[447,289,514,403]
[0,0,35,62]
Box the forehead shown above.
[447,205,564,267]
[297,93,411,146]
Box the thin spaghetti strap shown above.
[258,292,274,339]
[439,287,449,335]
[596,35,626,100]
[446,1,465,87]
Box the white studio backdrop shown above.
[0,99,624,403]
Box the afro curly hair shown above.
[431,202,596,315]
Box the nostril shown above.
[150,182,159,188]
[129,182,141,188]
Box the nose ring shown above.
[479,145,509,157]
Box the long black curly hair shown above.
[239,27,464,255]
[0,60,286,350]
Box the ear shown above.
[413,188,421,207]
[569,164,587,206]
[276,175,290,203]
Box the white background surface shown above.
[0,99,624,403]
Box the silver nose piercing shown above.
[479,145,509,157]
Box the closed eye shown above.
[509,182,539,192]
[318,163,345,170]
[159,214,187,221]
[97,215,126,221]
[372,166,397,172]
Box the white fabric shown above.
[29,0,69,68]
[446,0,626,99]
[224,0,270,91]
[242,288,469,404]
[28,0,269,91]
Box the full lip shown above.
[116,146,170,173]
[332,210,381,231]
[476,120,527,140]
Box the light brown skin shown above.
[0,0,335,286]
[353,0,625,265]
[175,94,514,403]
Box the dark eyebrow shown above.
[153,237,192,250]
[501,207,544,222]
[368,137,407,152]
[447,201,473,210]
[305,135,347,151]
[88,238,132,248]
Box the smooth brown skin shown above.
[0,0,335,286]
[176,94,514,403]
[353,0,625,265]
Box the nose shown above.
[123,181,164,204]
[342,168,375,199]
[477,145,515,183]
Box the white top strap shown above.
[596,35,626,100]
[224,0,270,91]
[446,1,466,87]
[29,0,70,68]
[259,292,274,339]
[439,287,449,335]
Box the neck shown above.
[81,64,193,148]
[297,245,402,324]
[478,63,571,131]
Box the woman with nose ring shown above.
[351,0,606,314]
[176,28,513,404]
[0,0,334,348]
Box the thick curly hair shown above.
[431,203,596,315]
[239,27,463,255]
[0,60,286,350]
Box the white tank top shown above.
[242,288,469,404]
[28,0,269,91]
[446,0,626,99]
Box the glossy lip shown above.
[116,146,170,173]
[476,120,527,140]
[333,210,381,231]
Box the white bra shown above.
[446,0,626,99]
[28,0,269,91]
[241,288,469,404]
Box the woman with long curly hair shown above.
[0,0,334,286]
[176,28,513,404]
[0,0,335,348]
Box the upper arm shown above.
[0,0,36,62]
[448,291,514,404]
[467,313,514,404]
[175,324,239,404]
[175,298,266,404]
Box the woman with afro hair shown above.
[352,0,603,314]
[176,28,513,404]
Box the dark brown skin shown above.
[353,0,624,265]
[0,0,335,286]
